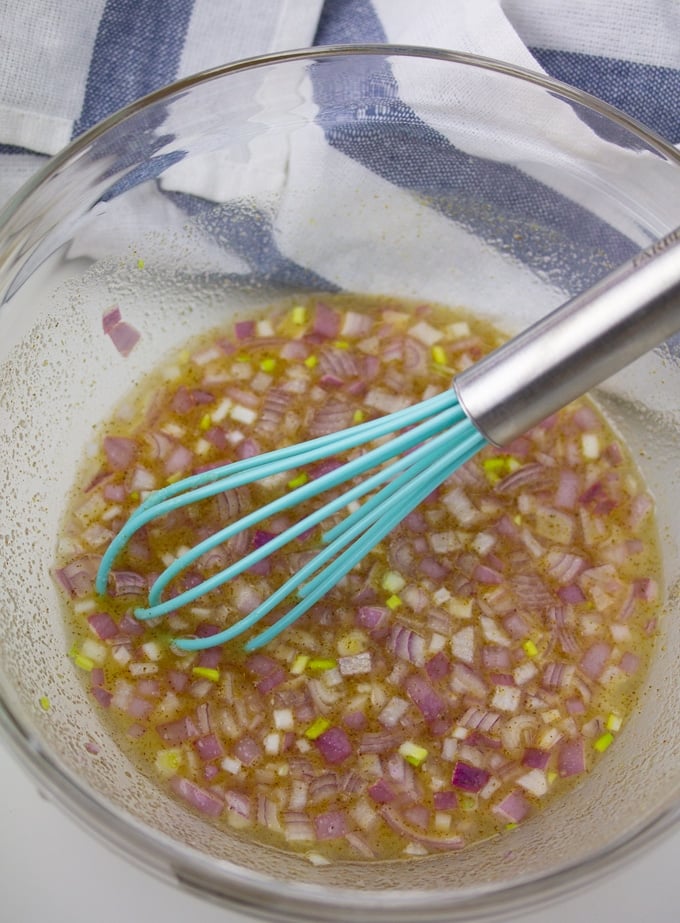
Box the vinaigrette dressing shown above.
[55,294,661,862]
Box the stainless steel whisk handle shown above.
[454,226,680,447]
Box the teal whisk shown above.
[96,228,680,652]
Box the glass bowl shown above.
[1,45,680,923]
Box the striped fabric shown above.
[0,0,678,208]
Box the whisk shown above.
[96,227,680,652]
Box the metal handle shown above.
[454,226,680,446]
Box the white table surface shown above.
[1,741,678,923]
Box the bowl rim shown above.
[2,42,680,923]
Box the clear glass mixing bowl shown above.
[1,46,679,923]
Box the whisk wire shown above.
[138,422,440,620]
[244,424,486,651]
[173,419,486,652]
[95,390,463,594]
[172,430,451,649]
[136,399,466,616]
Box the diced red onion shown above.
[389,625,426,667]
[558,583,586,604]
[136,678,161,698]
[341,310,373,338]
[344,710,367,731]
[338,652,372,676]
[195,733,224,761]
[403,337,429,373]
[88,611,119,640]
[492,789,530,823]
[315,809,348,840]
[225,790,252,819]
[91,685,112,708]
[162,670,189,692]
[355,601,386,630]
[119,613,144,636]
[54,555,101,598]
[280,340,309,361]
[634,577,658,602]
[353,355,377,383]
[308,398,354,436]
[281,811,314,842]
[433,790,458,811]
[309,772,339,804]
[170,776,223,817]
[102,305,121,333]
[496,463,549,493]
[195,703,210,736]
[620,651,640,674]
[426,651,451,681]
[403,804,429,829]
[129,465,155,492]
[573,405,600,430]
[108,320,141,357]
[420,557,450,580]
[460,707,500,732]
[378,696,410,728]
[236,438,260,460]
[259,388,291,431]
[234,735,261,766]
[257,795,281,831]
[473,564,504,585]
[319,373,343,389]
[554,469,579,508]
[315,726,352,765]
[401,584,430,612]
[203,426,227,450]
[512,573,553,607]
[380,806,465,851]
[253,530,275,549]
[366,778,395,804]
[319,346,360,379]
[579,642,612,680]
[233,583,263,616]
[522,747,551,771]
[482,647,511,671]
[452,761,490,793]
[566,696,586,715]
[558,737,586,777]
[358,730,398,754]
[405,675,448,722]
[503,612,529,639]
[103,483,126,502]
[380,338,403,362]
[109,570,147,597]
[235,320,256,340]
[313,302,341,338]
[451,663,488,699]
[156,715,199,744]
[165,444,193,476]
[171,387,193,414]
[246,654,287,694]
[103,436,137,471]
[542,662,566,689]
[127,697,153,720]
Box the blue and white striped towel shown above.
[1,0,679,210]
